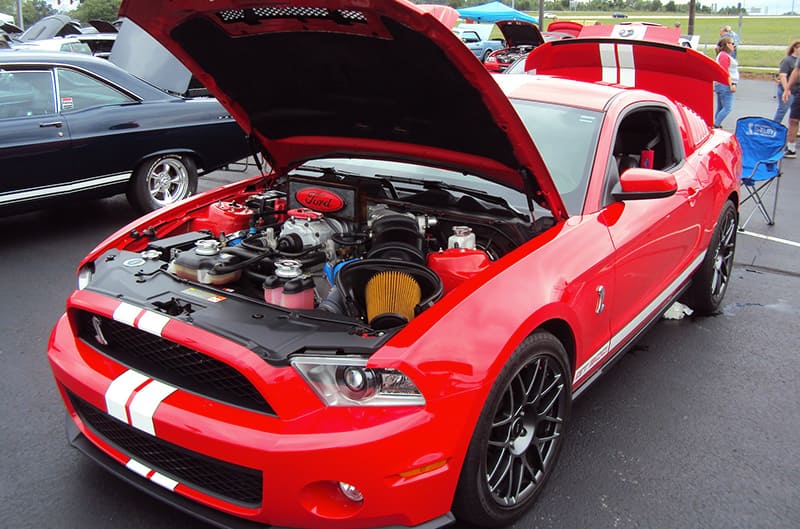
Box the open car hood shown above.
[496,20,544,47]
[18,14,81,41]
[118,0,567,220]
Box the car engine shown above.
[100,171,545,336]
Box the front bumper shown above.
[48,305,465,529]
[66,417,454,529]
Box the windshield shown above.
[511,99,602,214]
[294,158,533,216]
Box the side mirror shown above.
[612,168,677,201]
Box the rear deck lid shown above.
[524,36,728,126]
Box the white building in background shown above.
[0,12,16,24]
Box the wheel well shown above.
[537,319,576,375]
[135,151,200,174]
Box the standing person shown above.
[781,61,800,157]
[714,36,739,129]
[720,25,740,58]
[774,41,800,124]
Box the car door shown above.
[0,67,73,208]
[54,66,144,188]
[601,106,706,353]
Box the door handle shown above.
[39,121,63,128]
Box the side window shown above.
[612,108,681,174]
[0,70,56,119]
[603,107,683,207]
[56,68,134,112]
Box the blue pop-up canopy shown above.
[456,1,538,24]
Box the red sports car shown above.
[483,20,545,73]
[47,2,741,529]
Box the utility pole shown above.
[16,0,23,30]
[688,0,696,36]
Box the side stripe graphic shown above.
[574,251,706,383]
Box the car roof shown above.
[495,73,624,111]
[0,49,175,100]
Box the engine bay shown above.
[104,168,550,334]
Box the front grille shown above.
[69,391,263,507]
[217,6,367,25]
[75,311,274,415]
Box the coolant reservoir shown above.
[170,240,242,285]
[427,248,490,294]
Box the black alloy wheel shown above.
[683,200,737,315]
[454,331,571,528]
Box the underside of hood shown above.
[496,20,544,47]
[118,0,567,220]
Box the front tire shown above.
[127,154,197,213]
[682,200,737,315]
[453,331,571,528]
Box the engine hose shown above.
[243,268,270,285]
[219,245,271,260]
[213,248,275,274]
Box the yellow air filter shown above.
[365,271,422,329]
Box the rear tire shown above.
[127,154,197,213]
[683,201,737,315]
[453,331,571,528]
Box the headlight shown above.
[291,356,425,406]
[77,263,95,290]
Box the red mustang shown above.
[47,2,741,529]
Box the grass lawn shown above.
[529,13,800,72]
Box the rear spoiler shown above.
[524,38,728,126]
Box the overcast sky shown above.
[713,0,799,13]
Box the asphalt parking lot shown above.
[0,78,797,529]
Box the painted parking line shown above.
[739,230,800,248]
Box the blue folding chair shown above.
[734,116,787,230]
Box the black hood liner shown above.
[170,14,519,173]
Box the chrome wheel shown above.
[145,156,191,207]
[486,353,568,507]
[128,154,198,213]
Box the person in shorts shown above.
[774,41,800,124]
[781,60,800,157]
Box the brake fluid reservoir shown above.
[427,248,490,294]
